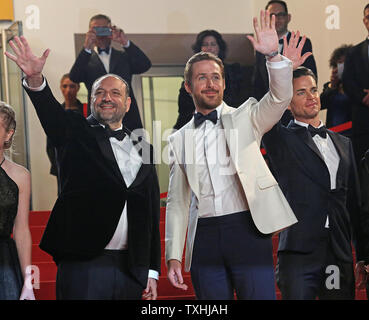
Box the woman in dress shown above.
[0,101,35,300]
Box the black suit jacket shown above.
[25,82,161,287]
[253,33,317,101]
[263,121,369,264]
[69,42,152,131]
[342,40,369,137]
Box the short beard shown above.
[92,102,125,126]
[192,93,223,111]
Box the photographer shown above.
[69,14,151,131]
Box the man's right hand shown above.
[246,10,279,60]
[5,36,49,87]
[167,259,188,291]
[84,28,97,51]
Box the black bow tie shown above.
[279,38,284,44]
[194,110,218,128]
[97,46,110,54]
[105,125,125,141]
[308,125,327,139]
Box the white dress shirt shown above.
[104,130,141,250]
[194,104,249,218]
[295,120,340,228]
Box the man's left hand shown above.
[282,31,312,70]
[112,26,129,46]
[142,278,157,300]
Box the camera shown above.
[94,27,112,37]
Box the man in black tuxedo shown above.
[69,14,151,132]
[253,1,317,125]
[6,36,161,300]
[263,67,369,299]
[342,3,369,167]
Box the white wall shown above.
[8,0,369,210]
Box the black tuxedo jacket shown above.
[253,33,317,101]
[342,39,369,136]
[25,82,160,287]
[69,42,152,131]
[263,121,369,263]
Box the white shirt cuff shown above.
[22,77,47,91]
[84,48,92,54]
[148,269,159,280]
[266,55,292,69]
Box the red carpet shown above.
[29,210,367,300]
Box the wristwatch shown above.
[265,51,279,59]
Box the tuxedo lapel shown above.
[287,121,325,163]
[86,116,126,187]
[286,121,331,190]
[183,119,199,198]
[90,124,126,187]
[220,107,237,164]
[129,131,152,189]
[91,51,108,74]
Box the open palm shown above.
[5,36,49,78]
[282,31,312,70]
[247,10,279,56]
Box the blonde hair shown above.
[0,101,16,149]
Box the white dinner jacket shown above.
[165,56,298,271]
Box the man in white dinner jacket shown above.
[165,11,311,300]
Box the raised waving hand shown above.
[282,31,312,70]
[247,10,279,58]
[247,10,312,69]
[5,36,50,87]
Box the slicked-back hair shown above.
[184,52,225,86]
[293,67,317,83]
